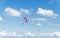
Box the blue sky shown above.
[0,0,60,38]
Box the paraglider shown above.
[24,17,28,22]
[22,17,28,25]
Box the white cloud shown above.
[0,31,60,38]
[0,31,8,36]
[0,17,3,21]
[24,32,35,37]
[37,8,58,18]
[47,32,60,37]
[24,32,60,37]
[48,23,60,26]
[19,8,30,14]
[4,7,30,17]
[36,23,42,26]
[4,7,20,17]
[30,18,47,21]
[0,31,24,37]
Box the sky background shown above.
[0,0,60,38]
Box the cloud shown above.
[4,7,20,17]
[4,7,31,17]
[24,32,60,37]
[47,32,60,37]
[0,31,24,37]
[30,18,47,21]
[37,8,58,19]
[0,31,60,38]
[19,8,30,14]
[36,23,42,27]
[0,31,16,36]
[0,17,3,21]
[48,23,60,26]
[24,32,35,37]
